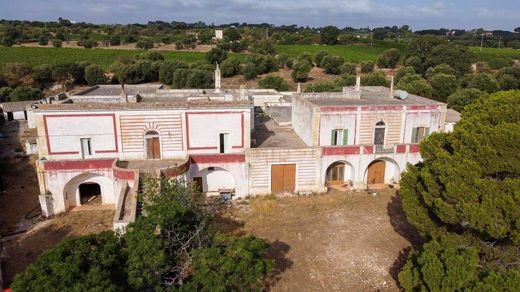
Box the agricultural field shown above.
[469,46,520,67]
[0,47,210,69]
[275,42,407,63]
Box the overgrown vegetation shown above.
[12,178,273,291]
[398,90,520,291]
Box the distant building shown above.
[214,29,223,40]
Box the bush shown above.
[467,73,500,93]
[186,69,213,88]
[2,63,33,87]
[396,73,433,98]
[185,234,272,291]
[314,51,330,68]
[84,64,107,86]
[340,62,357,75]
[8,86,43,101]
[320,55,344,75]
[424,64,455,80]
[136,38,154,50]
[229,41,246,52]
[361,72,389,86]
[242,63,257,80]
[360,61,375,73]
[297,52,314,66]
[0,87,13,102]
[395,66,416,83]
[206,47,228,65]
[336,74,357,87]
[291,60,312,82]
[137,51,165,61]
[447,88,485,112]
[405,56,424,74]
[109,35,121,46]
[52,39,62,48]
[249,41,276,55]
[258,75,289,91]
[32,64,53,87]
[305,81,337,92]
[11,232,128,291]
[38,35,49,46]
[376,48,401,68]
[220,58,241,77]
[431,73,459,102]
[498,74,520,90]
[474,61,492,73]
[276,54,291,69]
[158,60,189,84]
[78,39,98,49]
[172,69,191,88]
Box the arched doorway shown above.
[63,173,115,210]
[365,158,401,186]
[325,161,354,187]
[374,121,386,145]
[192,167,235,195]
[79,183,102,205]
[145,130,161,159]
[367,160,385,184]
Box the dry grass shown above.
[218,190,419,291]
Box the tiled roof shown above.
[0,100,39,112]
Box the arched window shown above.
[374,120,386,145]
[145,130,161,159]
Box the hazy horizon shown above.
[0,0,518,31]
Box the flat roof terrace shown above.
[252,113,306,148]
[301,86,444,107]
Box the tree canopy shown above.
[398,90,520,291]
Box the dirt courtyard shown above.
[221,190,420,291]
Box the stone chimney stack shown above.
[239,84,246,100]
[389,75,395,99]
[120,83,128,103]
[297,82,301,93]
[215,62,221,93]
[355,75,361,91]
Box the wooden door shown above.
[271,164,296,194]
[326,163,345,186]
[193,177,203,193]
[367,160,385,184]
[146,137,161,159]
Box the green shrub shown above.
[109,35,121,46]
[340,62,357,75]
[258,75,289,91]
[320,55,344,75]
[291,60,312,82]
[431,73,458,102]
[84,64,107,86]
[361,71,389,86]
[242,63,257,80]
[205,47,228,65]
[314,51,330,68]
[220,58,241,77]
[396,73,432,98]
[360,60,374,73]
[52,39,62,48]
[305,81,338,92]
[135,38,154,50]
[8,86,42,101]
[376,48,401,68]
[468,73,500,93]
[159,60,188,84]
[447,88,485,112]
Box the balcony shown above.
[375,144,394,154]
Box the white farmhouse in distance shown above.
[214,29,223,40]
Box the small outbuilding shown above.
[0,100,37,121]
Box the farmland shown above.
[275,42,407,62]
[469,46,520,66]
[0,47,209,70]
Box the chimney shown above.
[214,62,221,93]
[389,75,395,99]
[239,84,246,100]
[297,82,301,93]
[355,75,361,91]
[120,83,128,103]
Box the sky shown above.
[0,0,518,31]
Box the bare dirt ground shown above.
[16,41,215,52]
[222,67,338,91]
[219,190,420,291]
